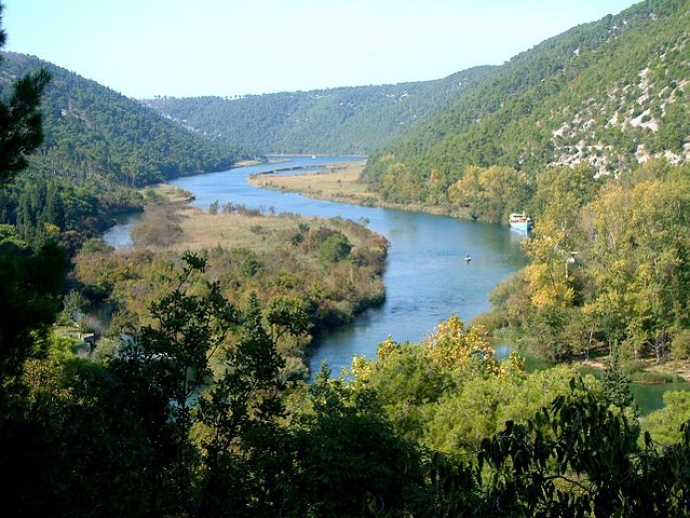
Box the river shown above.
[104,156,527,375]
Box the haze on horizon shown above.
[3,0,640,99]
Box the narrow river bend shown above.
[104,156,528,375]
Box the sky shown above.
[3,0,640,100]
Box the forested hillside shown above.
[0,52,245,251]
[142,66,493,155]
[363,0,690,208]
[0,52,243,187]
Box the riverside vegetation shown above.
[3,0,690,515]
[253,156,690,389]
[248,160,475,218]
[74,185,390,382]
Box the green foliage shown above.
[0,43,50,186]
[291,366,426,517]
[671,328,690,362]
[354,317,601,457]
[643,390,690,446]
[0,171,116,252]
[364,0,690,207]
[491,159,690,364]
[0,52,241,187]
[0,9,70,380]
[193,292,288,516]
[318,231,352,262]
[144,66,493,156]
[449,164,533,223]
[472,383,663,517]
[137,252,237,409]
[0,238,68,378]
[46,333,79,363]
[602,344,637,412]
[264,293,314,363]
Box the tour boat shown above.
[509,212,533,234]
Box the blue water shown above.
[106,156,527,375]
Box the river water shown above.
[104,156,527,375]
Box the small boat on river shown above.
[509,212,533,234]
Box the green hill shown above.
[0,51,246,251]
[142,67,493,156]
[362,0,690,209]
[0,52,242,188]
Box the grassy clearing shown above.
[250,160,476,219]
[249,161,381,206]
[131,188,385,256]
[141,183,195,205]
[132,184,311,252]
[171,206,362,254]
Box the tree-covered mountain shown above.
[0,51,248,252]
[142,67,493,156]
[0,52,243,188]
[362,0,690,209]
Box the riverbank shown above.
[248,160,690,405]
[91,180,392,380]
[248,160,476,220]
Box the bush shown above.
[671,329,690,362]
[318,232,352,263]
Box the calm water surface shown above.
[106,156,528,375]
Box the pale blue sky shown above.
[3,0,640,99]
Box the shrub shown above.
[318,232,352,263]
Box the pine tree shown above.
[0,2,67,378]
[0,5,51,186]
[602,342,637,413]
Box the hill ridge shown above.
[141,66,494,155]
[362,0,690,207]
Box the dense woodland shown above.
[143,67,493,156]
[483,160,690,368]
[0,51,246,252]
[3,0,690,515]
[363,0,690,209]
[0,52,243,187]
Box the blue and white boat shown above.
[509,212,533,234]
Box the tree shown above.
[449,165,531,223]
[643,390,690,447]
[0,4,68,381]
[472,380,690,517]
[0,9,76,514]
[319,231,352,263]
[583,174,690,359]
[137,252,236,412]
[194,292,287,516]
[291,365,426,517]
[601,343,636,413]
[0,6,51,187]
[0,240,68,378]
